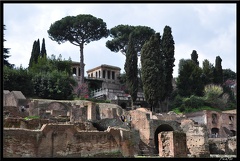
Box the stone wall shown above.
[158,131,187,157]
[3,118,49,129]
[180,119,210,157]
[3,106,29,118]
[186,110,237,138]
[97,103,123,119]
[3,91,27,107]
[3,124,135,158]
[208,137,237,155]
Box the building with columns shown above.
[71,61,85,82]
[86,64,121,83]
[71,62,146,108]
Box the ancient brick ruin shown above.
[3,90,237,158]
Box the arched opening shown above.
[211,128,219,138]
[154,124,174,153]
[72,68,76,75]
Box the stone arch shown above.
[154,124,174,153]
[211,127,219,138]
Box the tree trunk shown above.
[79,43,84,84]
[131,98,134,110]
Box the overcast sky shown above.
[3,3,236,77]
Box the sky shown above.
[3,3,237,77]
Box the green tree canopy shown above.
[124,33,138,107]
[191,50,199,66]
[29,39,40,68]
[3,25,13,68]
[106,24,155,56]
[177,59,204,97]
[161,25,175,104]
[48,14,109,84]
[40,38,47,58]
[223,68,236,82]
[141,33,164,112]
[202,59,214,85]
[213,56,223,85]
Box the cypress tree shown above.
[3,25,13,68]
[124,33,138,108]
[40,38,47,58]
[29,41,36,68]
[29,39,41,68]
[202,59,214,85]
[161,25,175,112]
[213,56,223,85]
[36,39,40,61]
[191,50,199,66]
[141,33,164,112]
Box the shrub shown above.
[183,95,204,109]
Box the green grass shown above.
[172,106,222,114]
[24,115,40,120]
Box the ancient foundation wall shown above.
[3,124,123,158]
[3,106,29,118]
[208,137,237,155]
[158,131,187,157]
[97,103,123,119]
[3,118,49,129]
[181,119,210,157]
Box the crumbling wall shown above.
[70,105,87,122]
[4,92,25,107]
[3,124,136,158]
[97,103,123,119]
[129,110,151,146]
[3,118,49,129]
[226,136,237,155]
[208,136,237,155]
[180,119,210,157]
[158,131,187,157]
[107,127,140,157]
[154,111,185,121]
[3,129,41,157]
[3,106,29,118]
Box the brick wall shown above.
[3,124,136,158]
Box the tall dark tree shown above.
[106,25,155,96]
[124,33,138,108]
[141,33,164,112]
[213,56,223,85]
[222,68,236,82]
[177,59,204,97]
[40,38,47,58]
[3,25,13,68]
[202,59,214,85]
[48,14,109,84]
[29,39,40,68]
[106,25,155,55]
[191,50,199,66]
[161,25,175,112]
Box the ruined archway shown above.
[154,124,174,153]
[211,128,219,138]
